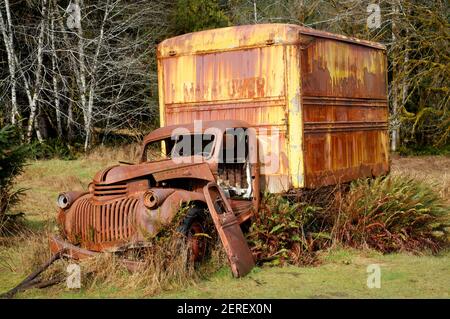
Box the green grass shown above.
[0,157,449,299]
[12,158,115,227]
[160,248,450,299]
[1,245,449,298]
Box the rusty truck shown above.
[50,24,389,277]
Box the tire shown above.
[178,207,209,263]
[240,216,253,234]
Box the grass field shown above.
[0,153,449,298]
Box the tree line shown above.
[0,0,448,153]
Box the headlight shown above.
[143,188,175,209]
[56,191,87,210]
[57,193,70,209]
[143,190,158,209]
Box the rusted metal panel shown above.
[285,44,304,189]
[161,46,285,105]
[301,37,389,188]
[152,162,215,182]
[157,23,384,58]
[93,161,215,185]
[300,37,387,99]
[203,182,255,277]
[159,43,289,192]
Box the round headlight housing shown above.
[57,193,70,209]
[56,191,86,210]
[143,190,158,209]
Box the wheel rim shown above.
[188,221,207,263]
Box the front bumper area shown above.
[49,235,143,272]
[49,235,98,260]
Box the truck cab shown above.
[51,120,259,267]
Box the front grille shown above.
[71,197,139,246]
[93,183,127,198]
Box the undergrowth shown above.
[248,175,449,267]
[247,193,328,266]
[12,205,227,297]
[334,176,449,253]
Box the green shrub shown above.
[334,176,449,253]
[247,193,329,266]
[397,143,450,156]
[248,176,448,265]
[29,138,77,160]
[0,125,29,233]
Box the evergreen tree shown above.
[0,124,28,230]
[170,0,230,35]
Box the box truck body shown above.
[157,24,389,193]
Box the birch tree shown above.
[23,0,48,142]
[0,0,19,124]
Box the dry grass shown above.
[80,240,196,296]
[85,143,143,164]
[77,239,227,296]
[2,213,228,297]
[0,229,68,288]
[391,155,450,201]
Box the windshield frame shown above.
[140,132,218,163]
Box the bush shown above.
[397,143,450,156]
[334,176,449,253]
[248,176,448,265]
[0,125,29,233]
[29,139,77,160]
[247,193,329,266]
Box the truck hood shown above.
[93,157,215,185]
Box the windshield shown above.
[142,134,216,162]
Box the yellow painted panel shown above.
[161,45,286,105]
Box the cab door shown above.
[216,127,259,223]
[203,182,255,277]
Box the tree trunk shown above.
[50,8,62,137]
[68,83,75,142]
[73,0,90,151]
[0,0,19,124]
[26,0,48,143]
[390,3,399,152]
[81,0,110,151]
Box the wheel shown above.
[239,216,253,234]
[178,207,209,263]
